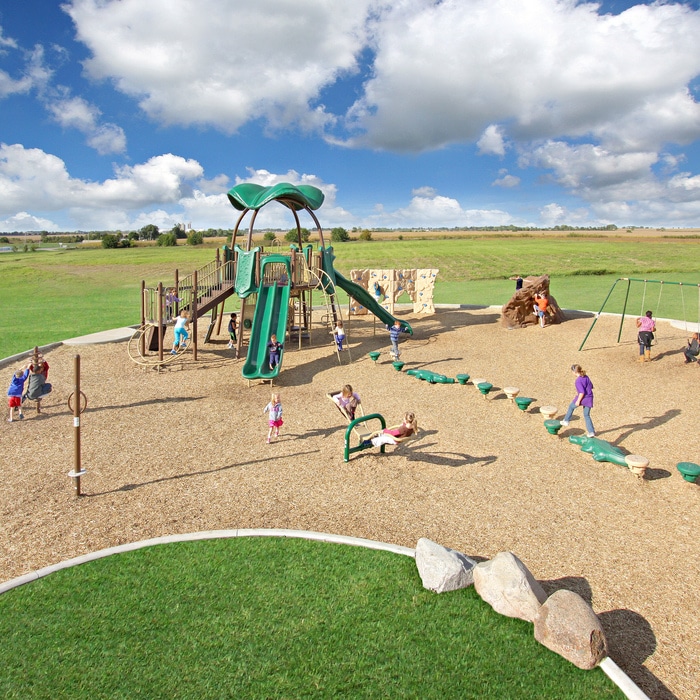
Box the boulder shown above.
[501,274,566,329]
[415,538,477,593]
[534,590,608,669]
[473,552,547,621]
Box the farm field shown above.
[2,232,699,359]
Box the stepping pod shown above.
[392,361,405,372]
[544,419,562,435]
[504,386,520,401]
[515,397,535,412]
[625,455,649,479]
[456,373,470,385]
[676,461,700,483]
[539,405,557,421]
[368,351,381,363]
[476,382,493,398]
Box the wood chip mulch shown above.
[2,309,698,700]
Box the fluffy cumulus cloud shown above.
[64,0,374,133]
[0,144,209,230]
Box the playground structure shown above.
[348,269,438,316]
[128,183,412,375]
[579,276,700,351]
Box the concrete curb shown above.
[0,529,647,699]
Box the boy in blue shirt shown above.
[7,366,29,422]
[387,320,409,360]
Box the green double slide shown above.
[242,255,292,381]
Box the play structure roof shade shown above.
[227,182,325,212]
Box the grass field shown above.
[2,235,699,359]
[0,537,621,699]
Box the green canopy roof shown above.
[227,182,325,212]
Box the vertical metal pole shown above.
[617,278,631,343]
[157,281,164,363]
[140,280,146,357]
[174,269,180,317]
[193,270,198,361]
[72,355,83,496]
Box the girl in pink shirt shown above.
[636,310,656,362]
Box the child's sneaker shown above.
[266,437,271,443]
[170,350,177,355]
[560,420,569,427]
[18,414,24,420]
[586,432,595,438]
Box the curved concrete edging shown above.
[0,528,647,699]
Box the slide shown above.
[242,255,292,381]
[320,246,411,334]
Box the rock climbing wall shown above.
[349,269,438,315]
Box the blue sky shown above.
[1,0,700,233]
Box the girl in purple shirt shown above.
[561,364,595,437]
[636,310,656,362]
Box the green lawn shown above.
[2,237,699,359]
[0,537,621,699]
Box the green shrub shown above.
[101,234,121,249]
[359,229,373,241]
[331,227,349,242]
[263,231,277,242]
[285,228,310,243]
[156,233,178,247]
[186,231,204,246]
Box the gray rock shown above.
[473,551,547,621]
[415,538,477,593]
[534,589,608,669]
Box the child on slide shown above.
[267,334,283,370]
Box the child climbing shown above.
[7,366,29,422]
[534,292,549,328]
[227,313,238,353]
[165,288,181,321]
[171,310,190,355]
[263,392,283,443]
[561,364,595,437]
[333,320,346,352]
[267,334,283,370]
[636,310,656,362]
[332,384,361,421]
[365,412,418,447]
[25,362,53,414]
[386,319,409,360]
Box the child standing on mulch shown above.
[7,366,29,422]
[561,364,595,437]
[263,392,283,443]
[386,319,409,360]
[227,313,238,354]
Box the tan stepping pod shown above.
[504,386,520,401]
[539,405,557,420]
[625,455,649,478]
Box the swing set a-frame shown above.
[579,276,700,351]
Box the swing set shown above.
[579,277,700,351]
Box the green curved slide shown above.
[242,255,292,381]
[320,247,412,334]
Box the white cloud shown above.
[64,0,374,134]
[478,125,506,157]
[492,171,520,188]
[0,211,59,232]
[343,0,700,153]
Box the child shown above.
[7,366,29,422]
[366,411,418,447]
[386,319,409,360]
[636,310,656,362]
[227,313,238,350]
[333,384,361,421]
[171,310,190,355]
[25,362,52,414]
[534,292,549,328]
[165,289,181,321]
[267,334,283,370]
[333,320,346,352]
[683,332,700,364]
[561,364,595,437]
[263,392,283,443]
